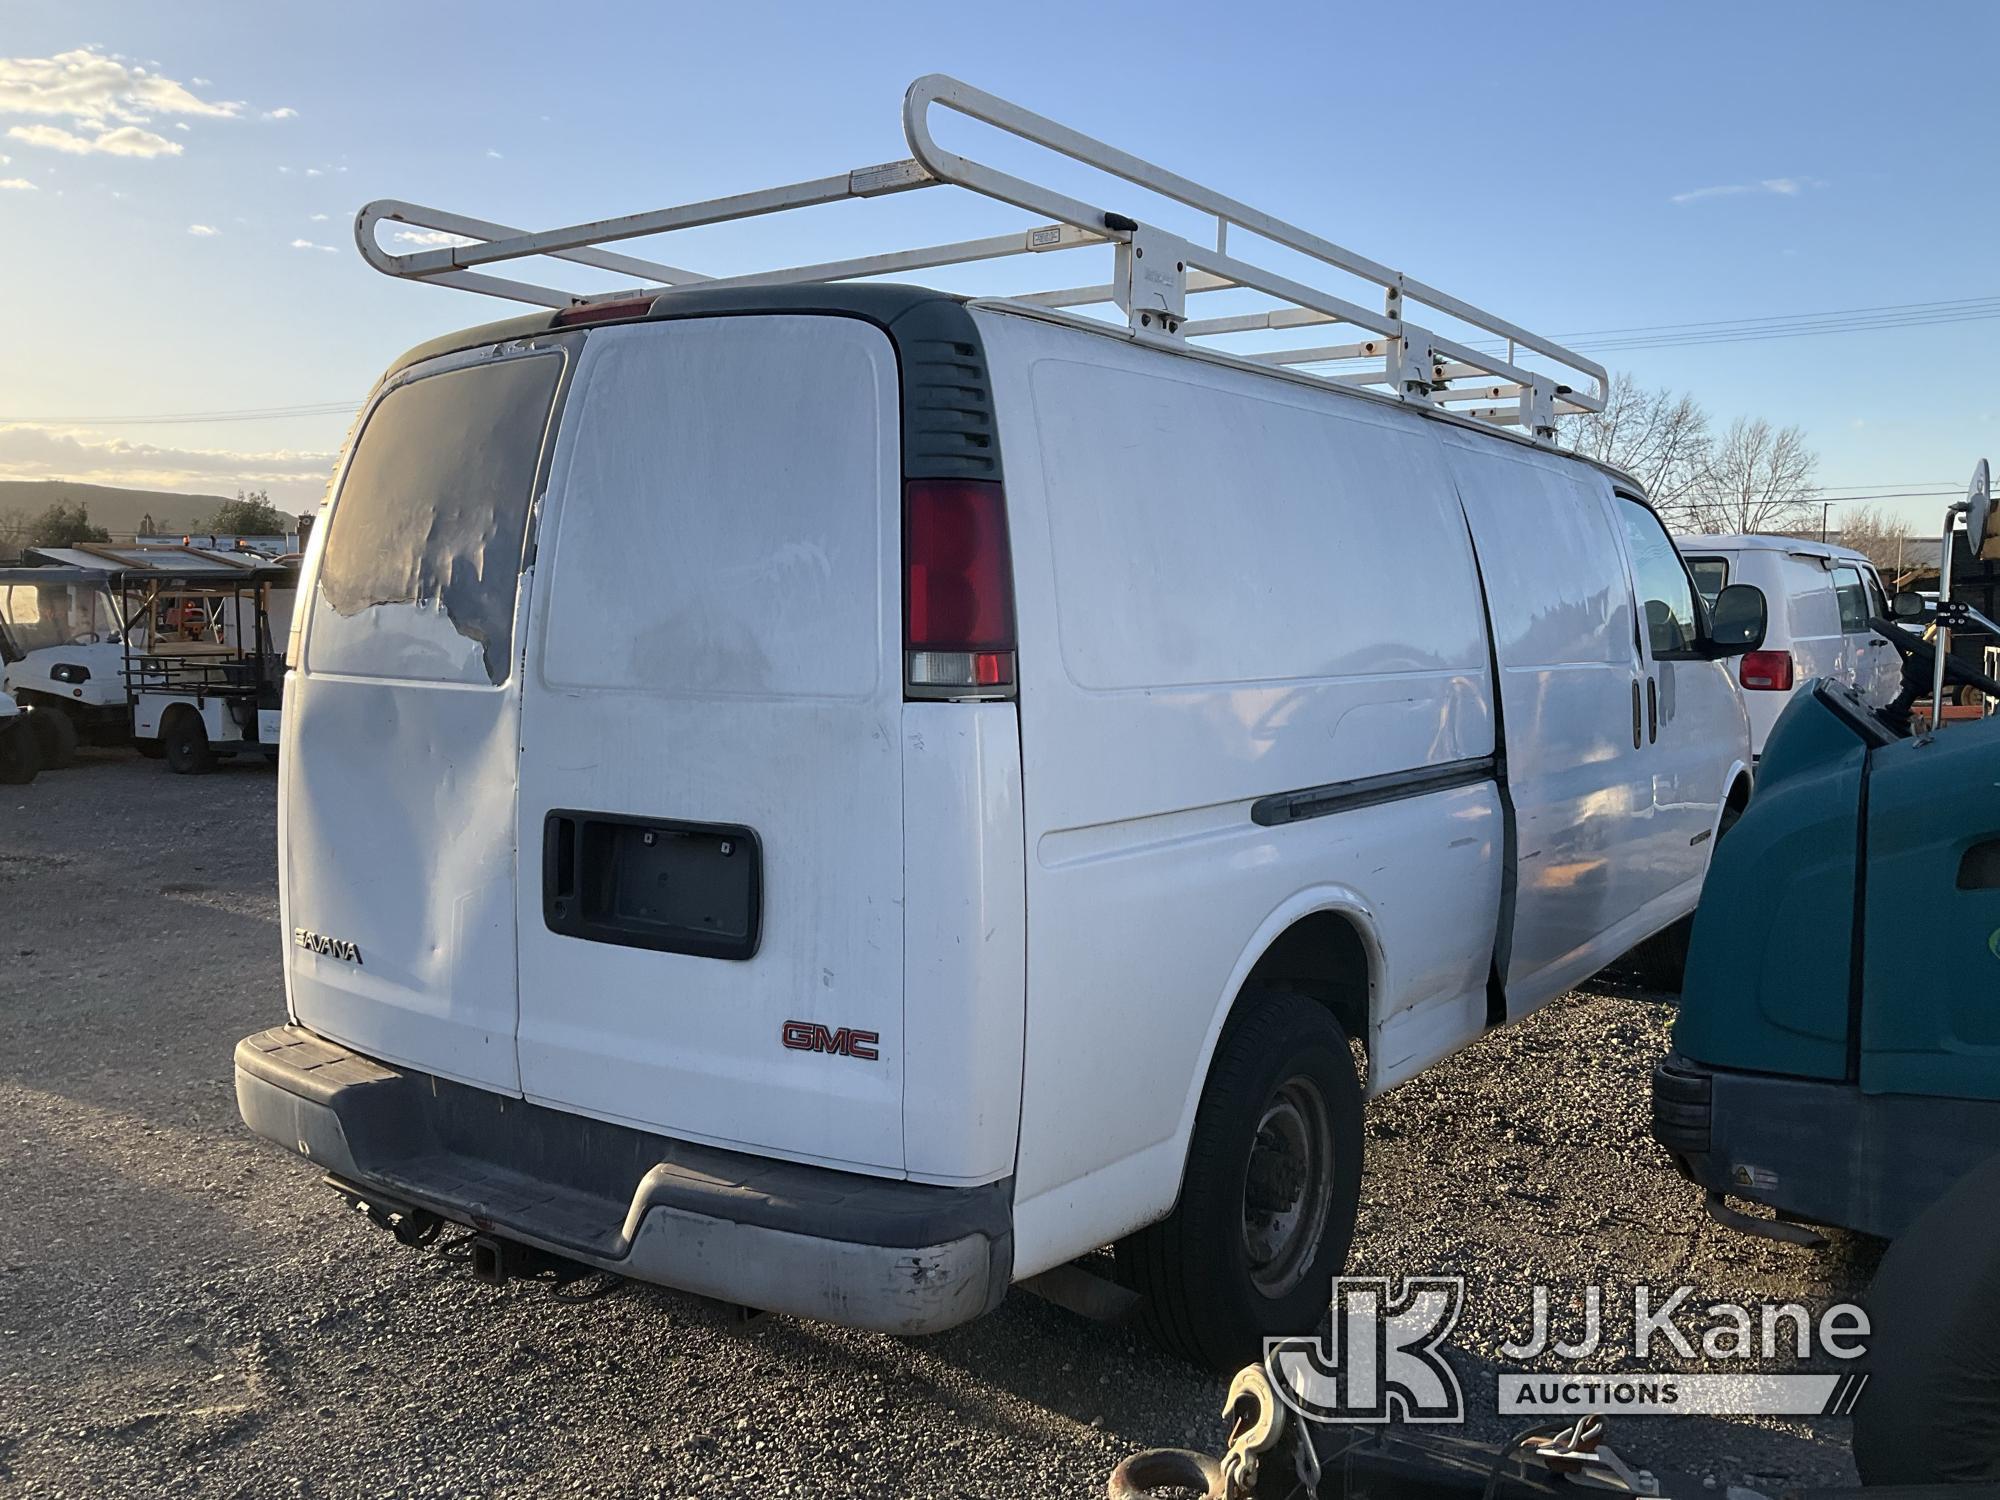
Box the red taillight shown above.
[1740,650,1795,691]
[903,478,1015,697]
[552,295,656,326]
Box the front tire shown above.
[1116,986,1364,1371]
[161,708,214,775]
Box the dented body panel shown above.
[283,337,573,1093]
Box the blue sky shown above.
[2,1,1995,529]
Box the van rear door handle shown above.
[1632,681,1644,749]
[1647,676,1659,744]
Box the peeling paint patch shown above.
[315,353,561,685]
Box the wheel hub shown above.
[1240,1076,1336,1299]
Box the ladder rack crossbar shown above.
[668,223,1108,296]
[353,74,1608,437]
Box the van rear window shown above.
[1686,555,1728,607]
[311,352,562,685]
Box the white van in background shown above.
[234,76,1767,1372]
[1680,535,1900,756]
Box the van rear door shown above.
[285,339,569,1092]
[513,316,908,1174]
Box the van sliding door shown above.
[1438,432,1658,1013]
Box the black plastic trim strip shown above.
[1843,737,1873,1085]
[1251,756,1497,829]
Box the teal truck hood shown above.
[1676,681,2000,1100]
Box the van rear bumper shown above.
[234,1026,1012,1334]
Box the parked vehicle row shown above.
[0,546,294,774]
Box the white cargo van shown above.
[236,77,1765,1369]
[1680,535,1900,757]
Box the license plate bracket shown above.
[543,810,761,961]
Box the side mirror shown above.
[1708,583,1767,656]
[1891,590,1929,621]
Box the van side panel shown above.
[512,316,909,1175]
[973,310,1501,1271]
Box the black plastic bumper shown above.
[235,1025,1013,1333]
[1652,1051,2000,1240]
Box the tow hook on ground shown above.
[1107,1363,1284,1500]
[1107,1366,1706,1499]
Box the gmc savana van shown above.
[237,76,1766,1369]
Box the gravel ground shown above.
[0,752,1871,1497]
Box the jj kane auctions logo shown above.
[1266,1278,1871,1422]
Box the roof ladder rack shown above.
[356,75,1607,440]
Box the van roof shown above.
[1679,533,1875,564]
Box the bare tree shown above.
[1831,502,1918,578]
[1690,418,1818,535]
[1559,374,1712,531]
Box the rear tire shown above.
[161,708,214,775]
[0,724,39,784]
[27,706,78,769]
[1115,985,1364,1372]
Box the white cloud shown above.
[486,149,502,159]
[8,121,182,157]
[0,46,241,127]
[0,423,335,504]
[265,106,297,120]
[173,121,189,131]
[1670,176,1823,205]
[188,223,218,236]
[289,238,337,253]
[304,166,321,177]
[308,211,328,221]
[0,176,35,190]
[392,229,475,249]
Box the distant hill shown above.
[0,480,236,538]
